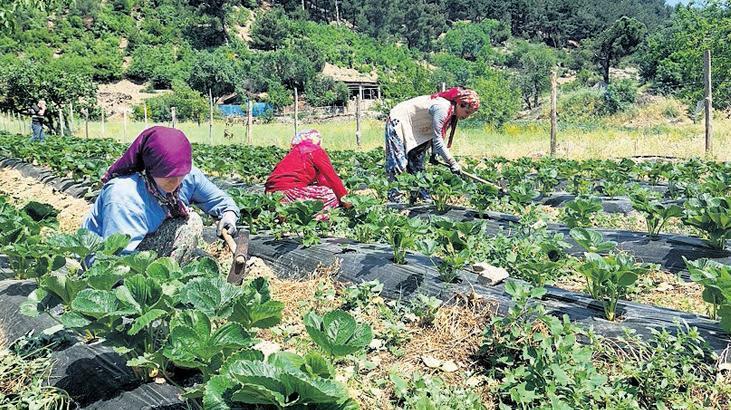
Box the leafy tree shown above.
[251,7,291,51]
[639,3,731,110]
[401,0,445,52]
[127,44,193,89]
[441,22,491,61]
[188,46,250,99]
[509,41,557,109]
[593,16,646,84]
[602,79,638,114]
[188,0,239,46]
[304,75,349,106]
[132,82,209,122]
[253,47,319,91]
[468,69,521,127]
[262,80,292,109]
[0,56,97,134]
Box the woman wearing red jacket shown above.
[265,129,351,209]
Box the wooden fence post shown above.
[441,82,446,92]
[84,108,89,139]
[171,107,177,128]
[247,99,253,145]
[704,49,712,155]
[69,102,75,134]
[209,89,214,145]
[550,68,558,156]
[143,101,148,127]
[101,108,106,138]
[355,85,362,147]
[59,106,64,138]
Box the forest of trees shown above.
[0,0,728,124]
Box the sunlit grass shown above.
[3,111,729,160]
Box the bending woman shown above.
[384,87,480,203]
[265,129,351,209]
[82,126,239,263]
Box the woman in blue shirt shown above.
[82,126,239,262]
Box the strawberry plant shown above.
[507,181,539,208]
[304,309,373,358]
[408,293,442,327]
[575,252,651,321]
[630,190,683,238]
[228,189,283,234]
[560,195,602,228]
[469,182,501,217]
[428,218,484,282]
[684,258,731,327]
[569,228,617,253]
[377,212,428,264]
[23,250,284,383]
[204,350,356,409]
[281,200,327,247]
[682,194,731,249]
[480,281,615,408]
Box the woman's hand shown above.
[341,201,353,209]
[217,210,238,237]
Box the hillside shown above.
[0,0,728,128]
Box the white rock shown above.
[369,338,384,350]
[656,282,674,292]
[473,263,509,285]
[422,355,442,368]
[441,360,459,373]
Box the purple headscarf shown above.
[102,126,192,218]
[102,126,192,183]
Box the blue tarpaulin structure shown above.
[218,103,273,118]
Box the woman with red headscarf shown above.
[82,126,239,262]
[384,87,480,203]
[265,129,350,210]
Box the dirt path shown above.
[0,167,91,233]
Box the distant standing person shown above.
[384,87,480,203]
[26,99,47,142]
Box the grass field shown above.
[3,107,729,160]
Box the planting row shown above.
[2,132,731,204]
[2,152,730,326]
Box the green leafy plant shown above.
[684,258,731,326]
[282,200,326,247]
[428,218,483,282]
[682,194,731,249]
[204,350,356,409]
[630,190,683,238]
[343,280,384,310]
[480,280,614,408]
[377,212,428,264]
[570,227,617,253]
[575,252,651,321]
[228,190,283,234]
[409,293,442,327]
[304,309,373,358]
[507,181,539,208]
[560,195,602,228]
[389,370,485,410]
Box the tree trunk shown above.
[602,53,612,84]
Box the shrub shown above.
[304,75,349,107]
[468,69,521,127]
[132,83,208,122]
[603,79,638,114]
[558,87,604,122]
